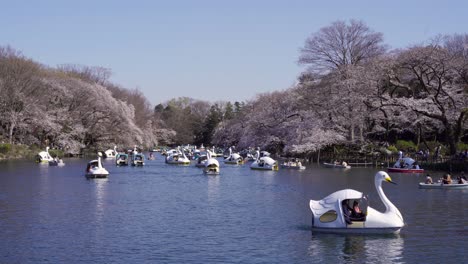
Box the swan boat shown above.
[418,182,468,189]
[36,147,54,163]
[166,148,191,165]
[195,154,208,168]
[207,147,218,158]
[85,153,109,178]
[104,146,117,159]
[224,147,244,165]
[131,153,145,166]
[388,157,424,173]
[250,151,279,171]
[309,171,404,234]
[116,153,129,166]
[323,162,351,169]
[204,152,220,175]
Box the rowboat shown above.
[323,162,351,169]
[280,164,306,170]
[418,182,468,189]
[388,167,424,173]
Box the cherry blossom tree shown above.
[381,42,468,154]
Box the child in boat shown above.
[442,174,452,184]
[350,201,366,221]
[425,175,433,184]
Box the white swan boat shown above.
[250,151,278,171]
[309,171,404,234]
[224,147,244,165]
[104,146,117,159]
[207,147,218,158]
[36,147,54,163]
[204,152,220,175]
[85,153,109,178]
[166,148,191,165]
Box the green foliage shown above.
[422,141,446,155]
[0,143,11,154]
[395,140,416,152]
[457,142,468,151]
[387,145,398,153]
[224,102,234,120]
[48,149,64,158]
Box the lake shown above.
[0,155,466,263]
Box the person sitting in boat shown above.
[341,161,348,167]
[334,160,340,165]
[350,201,366,221]
[442,174,452,184]
[342,200,352,224]
[297,160,302,167]
[425,175,433,184]
[457,175,467,184]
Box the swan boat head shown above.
[309,171,404,234]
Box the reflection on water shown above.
[206,174,220,202]
[308,234,404,263]
[90,178,108,224]
[1,159,467,263]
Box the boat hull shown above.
[204,169,220,175]
[85,173,108,179]
[388,168,424,173]
[323,163,351,169]
[224,160,243,165]
[166,160,191,165]
[418,183,468,189]
[311,226,402,234]
[280,165,306,170]
[250,166,278,171]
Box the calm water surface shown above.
[0,155,466,263]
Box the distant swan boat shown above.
[250,150,278,171]
[36,147,54,163]
[86,152,109,178]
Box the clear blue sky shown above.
[1,0,467,105]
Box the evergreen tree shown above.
[201,104,222,144]
[224,102,234,120]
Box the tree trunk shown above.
[359,123,364,142]
[8,123,15,145]
[416,125,422,148]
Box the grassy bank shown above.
[0,144,65,161]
